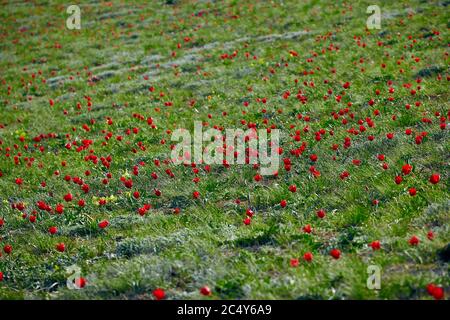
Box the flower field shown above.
[0,0,448,300]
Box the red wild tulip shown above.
[280,200,287,208]
[340,171,349,180]
[55,204,64,214]
[3,244,12,254]
[98,220,109,229]
[432,287,445,300]
[56,243,66,252]
[200,286,212,296]
[289,185,297,193]
[402,164,412,175]
[426,283,435,295]
[427,230,434,240]
[243,217,251,225]
[290,258,299,267]
[303,224,312,234]
[303,252,313,262]
[49,226,58,234]
[138,207,147,216]
[0,271,3,281]
[330,249,341,259]
[409,235,419,246]
[317,209,326,219]
[64,193,73,202]
[75,277,87,288]
[370,241,381,250]
[193,191,200,199]
[408,188,417,196]
[429,173,440,184]
[152,288,166,300]
[426,284,444,300]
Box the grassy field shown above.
[0,0,448,300]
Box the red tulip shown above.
[3,244,12,254]
[243,217,251,225]
[98,220,109,229]
[0,271,3,281]
[75,277,87,288]
[303,252,313,262]
[409,235,419,246]
[152,288,166,300]
[193,191,200,199]
[48,226,58,234]
[408,188,417,196]
[330,249,341,259]
[402,164,412,175]
[394,176,403,184]
[340,171,350,180]
[427,230,434,240]
[288,185,297,193]
[429,173,440,184]
[280,200,287,208]
[56,242,66,252]
[317,209,326,219]
[370,241,381,250]
[303,224,312,234]
[200,286,212,296]
[426,284,444,300]
[63,193,73,202]
[55,204,64,214]
[290,258,299,267]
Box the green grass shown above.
[0,0,448,300]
